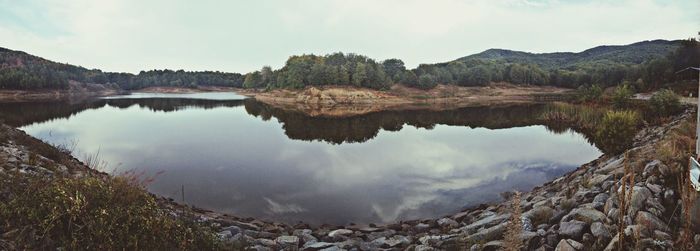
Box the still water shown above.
[2,92,602,225]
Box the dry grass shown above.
[0,172,225,250]
[655,116,696,250]
[615,152,635,251]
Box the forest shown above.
[243,39,698,91]
[0,39,697,91]
[0,48,244,90]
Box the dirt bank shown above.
[0,81,122,102]
[236,83,573,117]
[136,86,238,94]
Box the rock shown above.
[635,211,670,232]
[654,230,672,241]
[217,230,233,240]
[248,245,272,251]
[480,240,503,250]
[593,193,609,205]
[590,222,611,240]
[275,235,299,249]
[522,217,534,232]
[564,208,606,224]
[646,183,662,194]
[588,174,611,186]
[452,211,471,222]
[414,223,431,232]
[222,225,242,236]
[555,239,583,251]
[559,221,586,240]
[303,241,336,250]
[603,233,619,251]
[327,229,353,238]
[371,235,411,248]
[366,229,395,241]
[643,160,669,177]
[255,238,276,247]
[414,244,436,251]
[463,222,507,243]
[663,189,676,203]
[463,212,510,233]
[437,217,459,228]
[627,186,652,216]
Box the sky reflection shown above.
[17,93,601,225]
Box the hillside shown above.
[0,39,696,92]
[457,40,680,70]
[0,48,245,90]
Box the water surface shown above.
[1,92,602,225]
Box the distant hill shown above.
[0,39,696,91]
[455,40,680,70]
[0,48,245,90]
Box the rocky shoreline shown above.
[0,109,696,250]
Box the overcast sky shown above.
[0,0,698,74]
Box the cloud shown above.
[0,0,697,73]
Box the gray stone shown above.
[646,183,663,194]
[371,235,411,248]
[464,222,508,243]
[559,221,586,240]
[437,217,459,228]
[589,174,611,186]
[555,239,583,251]
[366,229,395,241]
[628,186,652,216]
[654,230,672,241]
[635,211,670,232]
[593,193,609,205]
[255,238,276,246]
[275,235,299,249]
[564,207,606,224]
[303,241,336,249]
[248,245,272,251]
[328,229,353,238]
[590,222,611,240]
[413,223,431,232]
[463,212,510,233]
[415,244,436,251]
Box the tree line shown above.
[0,49,244,90]
[241,39,698,91]
[0,39,697,91]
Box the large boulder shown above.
[559,221,587,240]
[635,211,670,232]
[564,208,607,224]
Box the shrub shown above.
[595,110,640,154]
[649,89,681,117]
[0,173,224,250]
[576,84,603,102]
[611,84,633,108]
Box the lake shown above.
[0,92,602,225]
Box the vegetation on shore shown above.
[0,173,224,250]
[1,39,697,93]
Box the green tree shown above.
[417,74,437,89]
[353,63,368,87]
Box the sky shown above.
[0,0,698,74]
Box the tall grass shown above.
[0,172,224,250]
